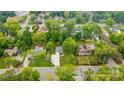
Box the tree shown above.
[118,40,124,56]
[0,11,15,23]
[5,18,20,36]
[64,55,76,65]
[95,66,113,81]
[51,30,60,42]
[65,19,76,32]
[55,65,76,81]
[32,32,47,46]
[92,46,116,64]
[59,30,71,43]
[45,19,61,31]
[0,68,40,81]
[83,65,124,81]
[105,18,115,27]
[0,57,21,69]
[0,48,4,57]
[75,14,83,24]
[62,37,77,55]
[110,32,124,44]
[75,32,81,41]
[46,41,55,54]
[0,36,15,50]
[23,30,32,46]
[16,40,28,51]
[64,11,70,19]
[18,67,40,81]
[0,69,17,81]
[0,23,8,34]
[82,23,101,39]
[112,12,124,23]
[84,68,95,81]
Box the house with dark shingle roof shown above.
[78,44,95,55]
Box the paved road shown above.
[33,67,57,81]
[15,11,29,17]
[33,66,102,81]
[75,66,102,81]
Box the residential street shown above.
[33,66,102,81]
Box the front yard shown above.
[29,55,54,67]
[77,56,89,65]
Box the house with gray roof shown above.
[55,46,62,54]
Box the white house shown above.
[51,52,60,67]
[34,46,43,52]
[4,47,18,56]
[109,27,121,34]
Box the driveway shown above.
[23,55,32,67]
[108,58,118,67]
[33,67,57,81]
[75,66,102,81]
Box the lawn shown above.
[29,56,54,67]
[60,55,77,66]
[77,56,89,65]
[0,57,22,69]
[60,55,90,66]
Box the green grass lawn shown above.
[0,57,22,69]
[77,56,89,65]
[29,57,54,67]
[60,55,77,66]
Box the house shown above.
[55,46,62,54]
[15,11,29,17]
[78,44,95,55]
[39,24,48,32]
[34,46,44,53]
[74,28,81,33]
[109,27,121,34]
[4,47,18,56]
[51,52,60,67]
[33,46,45,56]
[37,16,44,24]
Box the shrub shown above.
[55,65,76,81]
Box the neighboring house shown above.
[4,47,18,56]
[74,28,81,33]
[78,44,95,55]
[34,46,44,53]
[39,24,48,32]
[54,15,64,21]
[101,32,111,44]
[15,11,29,17]
[37,16,43,24]
[55,46,62,54]
[51,52,60,67]
[16,55,24,62]
[109,27,121,34]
